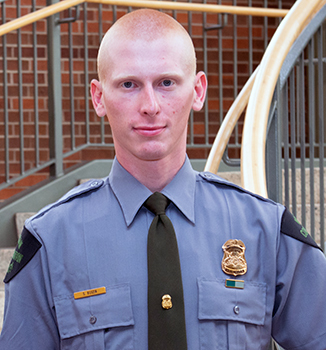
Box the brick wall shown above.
[0,0,296,200]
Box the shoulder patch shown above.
[280,208,322,251]
[4,227,42,283]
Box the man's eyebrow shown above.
[112,72,185,83]
[112,74,137,82]
[158,72,185,79]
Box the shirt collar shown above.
[161,157,196,224]
[109,156,196,226]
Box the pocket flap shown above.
[54,283,134,339]
[198,278,266,326]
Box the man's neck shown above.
[116,154,186,193]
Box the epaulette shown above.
[200,172,322,251]
[199,171,272,203]
[26,179,105,223]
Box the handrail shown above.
[241,0,326,197]
[0,0,289,37]
[87,0,289,17]
[0,0,84,36]
[204,67,258,174]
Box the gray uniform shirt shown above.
[1,157,326,349]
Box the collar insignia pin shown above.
[222,239,247,276]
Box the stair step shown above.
[217,171,241,186]
[15,212,36,238]
[0,248,15,332]
[282,168,326,205]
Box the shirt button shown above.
[233,305,240,315]
[91,181,99,187]
[89,315,97,325]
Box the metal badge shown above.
[162,294,173,309]
[222,239,247,276]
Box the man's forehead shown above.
[106,35,187,57]
[103,38,190,80]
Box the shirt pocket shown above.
[198,278,266,350]
[54,283,135,350]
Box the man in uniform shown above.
[1,9,326,350]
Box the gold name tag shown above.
[74,287,106,300]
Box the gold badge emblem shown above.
[162,294,172,310]
[222,239,247,276]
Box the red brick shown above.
[82,148,115,161]
[15,173,48,187]
[193,124,205,135]
[0,187,25,200]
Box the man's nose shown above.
[139,86,160,117]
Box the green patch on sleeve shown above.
[280,208,321,251]
[4,227,42,283]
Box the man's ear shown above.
[90,79,106,117]
[192,71,207,112]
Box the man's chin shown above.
[135,145,168,162]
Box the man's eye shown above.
[162,80,173,87]
[123,82,133,88]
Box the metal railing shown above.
[0,0,291,196]
[269,7,326,249]
[240,0,326,248]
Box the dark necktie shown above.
[144,192,187,350]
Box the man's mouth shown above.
[133,126,166,137]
